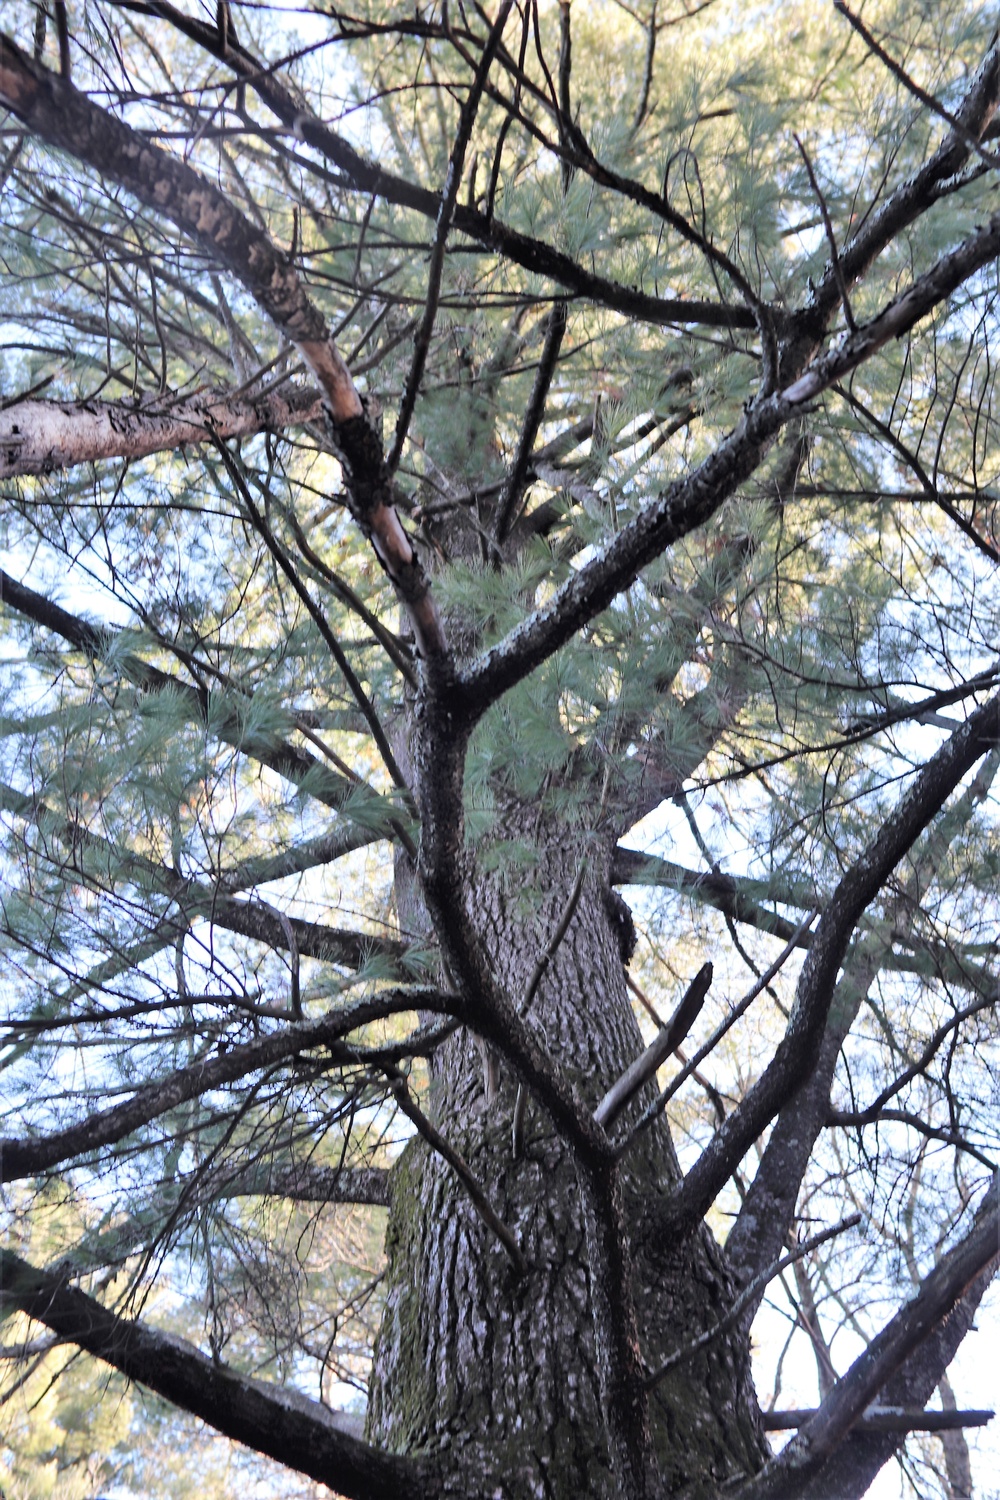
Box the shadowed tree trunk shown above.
[369,819,768,1498]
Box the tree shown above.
[0,0,998,1496]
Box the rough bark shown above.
[368,819,768,1499]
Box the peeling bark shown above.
[0,386,322,478]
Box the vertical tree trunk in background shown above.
[368,813,768,1498]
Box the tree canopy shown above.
[0,2,998,1497]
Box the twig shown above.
[644,1213,861,1389]
[512,858,589,1157]
[387,1067,527,1275]
[521,857,589,1015]
[255,897,301,1018]
[829,1107,997,1170]
[630,0,657,134]
[622,908,817,1151]
[485,0,530,219]
[625,970,666,1027]
[493,302,568,544]
[212,438,417,828]
[794,134,855,331]
[281,504,418,687]
[387,0,516,471]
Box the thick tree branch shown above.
[0,33,448,663]
[0,386,322,479]
[233,1160,391,1208]
[107,0,757,333]
[799,31,1000,343]
[733,1174,1000,1500]
[458,207,1000,723]
[792,1255,998,1499]
[0,1247,434,1500]
[657,691,1000,1237]
[782,211,1000,405]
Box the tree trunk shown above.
[367,812,768,1498]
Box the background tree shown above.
[0,2,999,1498]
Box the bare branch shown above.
[0,386,322,479]
[0,1246,435,1500]
[595,962,712,1131]
[834,1,1000,169]
[388,0,516,470]
[794,133,855,331]
[658,692,1000,1236]
[764,1408,994,1432]
[108,0,757,332]
[385,1066,527,1275]
[627,909,817,1154]
[493,301,568,544]
[732,1174,1000,1500]
[0,990,452,1183]
[645,1213,861,1389]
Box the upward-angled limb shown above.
[732,1173,1000,1500]
[725,747,1000,1302]
[653,689,1000,1239]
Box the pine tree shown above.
[0,3,998,1498]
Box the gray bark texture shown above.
[368,818,768,1499]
